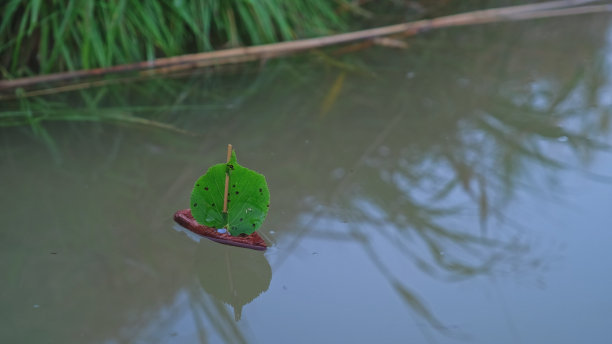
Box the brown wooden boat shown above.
[173,209,267,251]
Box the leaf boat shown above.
[173,144,270,251]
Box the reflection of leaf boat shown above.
[195,239,272,321]
[174,209,267,250]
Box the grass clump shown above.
[0,0,348,78]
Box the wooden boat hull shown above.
[173,209,267,251]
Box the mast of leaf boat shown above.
[223,144,232,229]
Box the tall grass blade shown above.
[1,0,349,78]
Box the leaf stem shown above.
[223,144,232,216]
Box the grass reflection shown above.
[268,14,612,337]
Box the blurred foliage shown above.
[0,0,540,79]
[0,0,349,78]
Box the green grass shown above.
[0,0,348,78]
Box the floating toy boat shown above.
[174,144,270,250]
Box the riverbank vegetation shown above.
[1,0,354,78]
[4,0,604,81]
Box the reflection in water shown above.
[190,230,272,321]
[268,14,612,338]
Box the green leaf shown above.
[190,163,227,229]
[190,150,270,236]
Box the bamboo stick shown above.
[0,0,607,90]
[223,144,233,215]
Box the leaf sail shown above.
[190,150,270,236]
[190,163,227,229]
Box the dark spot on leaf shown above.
[211,203,215,207]
[259,188,262,192]
[239,233,247,237]
[228,164,234,169]
[267,204,270,208]
[193,203,197,207]
[240,218,243,221]
[196,184,200,187]
[204,187,209,191]
[235,191,239,195]
[252,224,256,227]
[232,184,236,188]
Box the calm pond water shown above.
[2,12,612,344]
